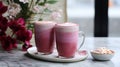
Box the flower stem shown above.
[35,0,39,4]
[11,0,14,3]
[8,0,11,4]
[39,13,44,20]
[29,0,34,10]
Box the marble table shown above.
[0,37,120,67]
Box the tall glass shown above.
[34,21,56,55]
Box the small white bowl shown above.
[90,50,115,61]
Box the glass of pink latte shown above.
[34,21,56,55]
[55,23,85,58]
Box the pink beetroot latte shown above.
[34,21,56,54]
[55,23,79,58]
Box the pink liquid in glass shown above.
[55,23,79,58]
[34,21,56,54]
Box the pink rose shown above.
[0,15,8,32]
[0,36,17,51]
[16,29,32,42]
[8,18,26,32]
[22,42,32,51]
[16,29,32,51]
[51,11,61,20]
[0,1,8,15]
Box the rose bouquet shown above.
[0,2,32,51]
[0,0,61,51]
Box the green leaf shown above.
[38,0,47,6]
[47,0,58,4]
[39,18,43,21]
[38,2,45,6]
[44,8,52,13]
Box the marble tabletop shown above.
[0,37,120,67]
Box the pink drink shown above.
[55,23,79,58]
[34,21,56,54]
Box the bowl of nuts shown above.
[90,47,115,61]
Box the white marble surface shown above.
[0,37,120,67]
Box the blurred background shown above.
[67,0,120,37]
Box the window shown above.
[67,0,120,37]
[109,0,120,37]
[67,0,94,37]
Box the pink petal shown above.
[17,18,25,25]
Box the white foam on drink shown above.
[37,21,55,24]
[55,22,79,32]
[35,21,56,30]
[58,23,77,26]
[36,21,56,26]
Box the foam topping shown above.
[57,23,77,26]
